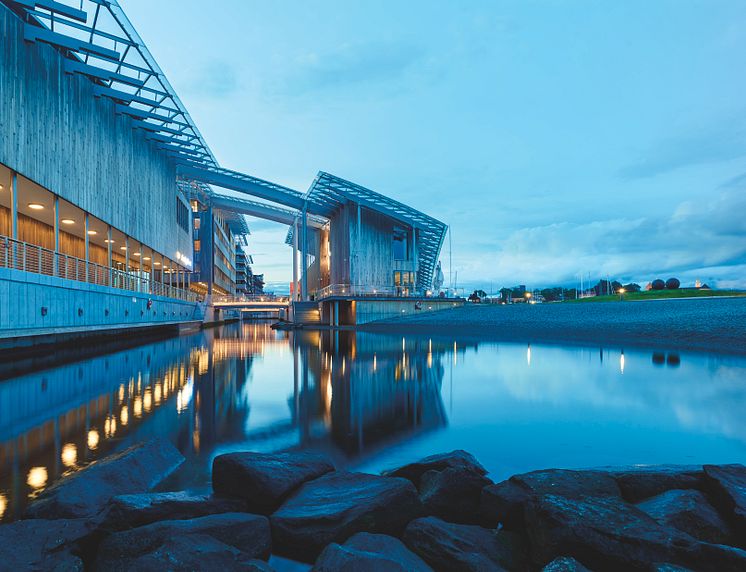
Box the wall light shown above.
[87,230,97,235]
[143,256,151,261]
[120,246,127,251]
[133,252,141,257]
[61,218,75,225]
[28,203,44,210]
[154,262,161,266]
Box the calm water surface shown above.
[2,321,746,522]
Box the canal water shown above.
[2,321,746,523]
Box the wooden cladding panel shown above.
[0,5,190,258]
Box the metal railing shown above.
[0,235,199,302]
[213,294,290,304]
[314,284,424,300]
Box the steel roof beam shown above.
[24,24,121,61]
[14,0,87,22]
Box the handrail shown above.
[212,294,290,304]
[0,235,199,302]
[315,284,424,300]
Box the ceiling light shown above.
[0,184,4,190]
[120,246,127,251]
[143,256,151,261]
[133,252,141,257]
[61,218,75,225]
[154,262,161,266]
[28,203,44,210]
[105,239,115,244]
[87,230,97,235]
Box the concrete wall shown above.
[0,268,200,340]
[0,4,191,261]
[354,298,462,325]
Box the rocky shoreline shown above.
[3,439,746,571]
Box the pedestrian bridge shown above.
[212,296,289,319]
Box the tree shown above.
[665,277,680,290]
[593,280,623,296]
[651,279,665,290]
[623,283,641,293]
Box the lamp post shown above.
[618,287,625,301]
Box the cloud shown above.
[457,183,746,289]
[269,41,429,97]
[618,122,746,180]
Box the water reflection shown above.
[1,322,746,522]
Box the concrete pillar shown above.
[84,213,90,282]
[411,226,418,292]
[292,218,299,301]
[107,226,113,286]
[301,204,308,301]
[9,171,18,240]
[53,195,59,275]
[124,236,129,273]
[356,203,361,287]
[205,208,215,296]
[335,301,339,327]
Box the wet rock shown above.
[541,556,592,572]
[524,493,692,569]
[212,451,334,514]
[383,450,487,487]
[25,439,185,520]
[605,466,704,503]
[0,518,95,571]
[95,512,271,570]
[702,464,746,538]
[651,564,694,572]
[312,532,433,572]
[101,491,249,532]
[481,469,621,529]
[403,516,527,572]
[420,466,493,524]
[271,471,421,561]
[96,533,272,572]
[637,489,733,545]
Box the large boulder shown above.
[94,512,271,570]
[101,491,249,532]
[0,518,96,571]
[95,533,273,571]
[702,464,746,539]
[481,469,621,528]
[524,493,746,571]
[541,556,592,571]
[271,471,421,561]
[25,439,184,520]
[212,451,334,514]
[403,516,527,572]
[382,450,487,487]
[604,466,704,503]
[419,466,493,524]
[312,532,433,572]
[637,489,733,545]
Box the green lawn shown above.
[565,289,746,303]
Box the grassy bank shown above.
[565,289,746,303]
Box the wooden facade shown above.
[0,3,191,260]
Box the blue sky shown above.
[124,0,746,292]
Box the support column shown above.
[53,195,59,275]
[301,204,308,301]
[411,226,418,293]
[107,226,113,286]
[84,213,90,282]
[205,208,214,296]
[292,218,299,301]
[356,202,361,288]
[9,171,18,240]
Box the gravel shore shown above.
[361,297,746,354]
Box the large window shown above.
[176,198,189,232]
[392,227,408,260]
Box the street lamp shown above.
[618,287,625,301]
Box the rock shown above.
[312,532,433,572]
[25,439,185,520]
[271,471,421,561]
[419,466,493,524]
[481,469,621,528]
[96,533,272,572]
[524,493,746,571]
[382,450,487,487]
[212,451,334,514]
[702,464,746,538]
[0,518,95,571]
[94,512,271,570]
[403,516,527,572]
[604,466,704,503]
[637,489,733,545]
[541,556,592,571]
[480,479,532,528]
[651,564,694,571]
[101,491,249,532]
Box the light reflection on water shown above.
[1,321,746,522]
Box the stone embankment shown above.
[2,439,746,571]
